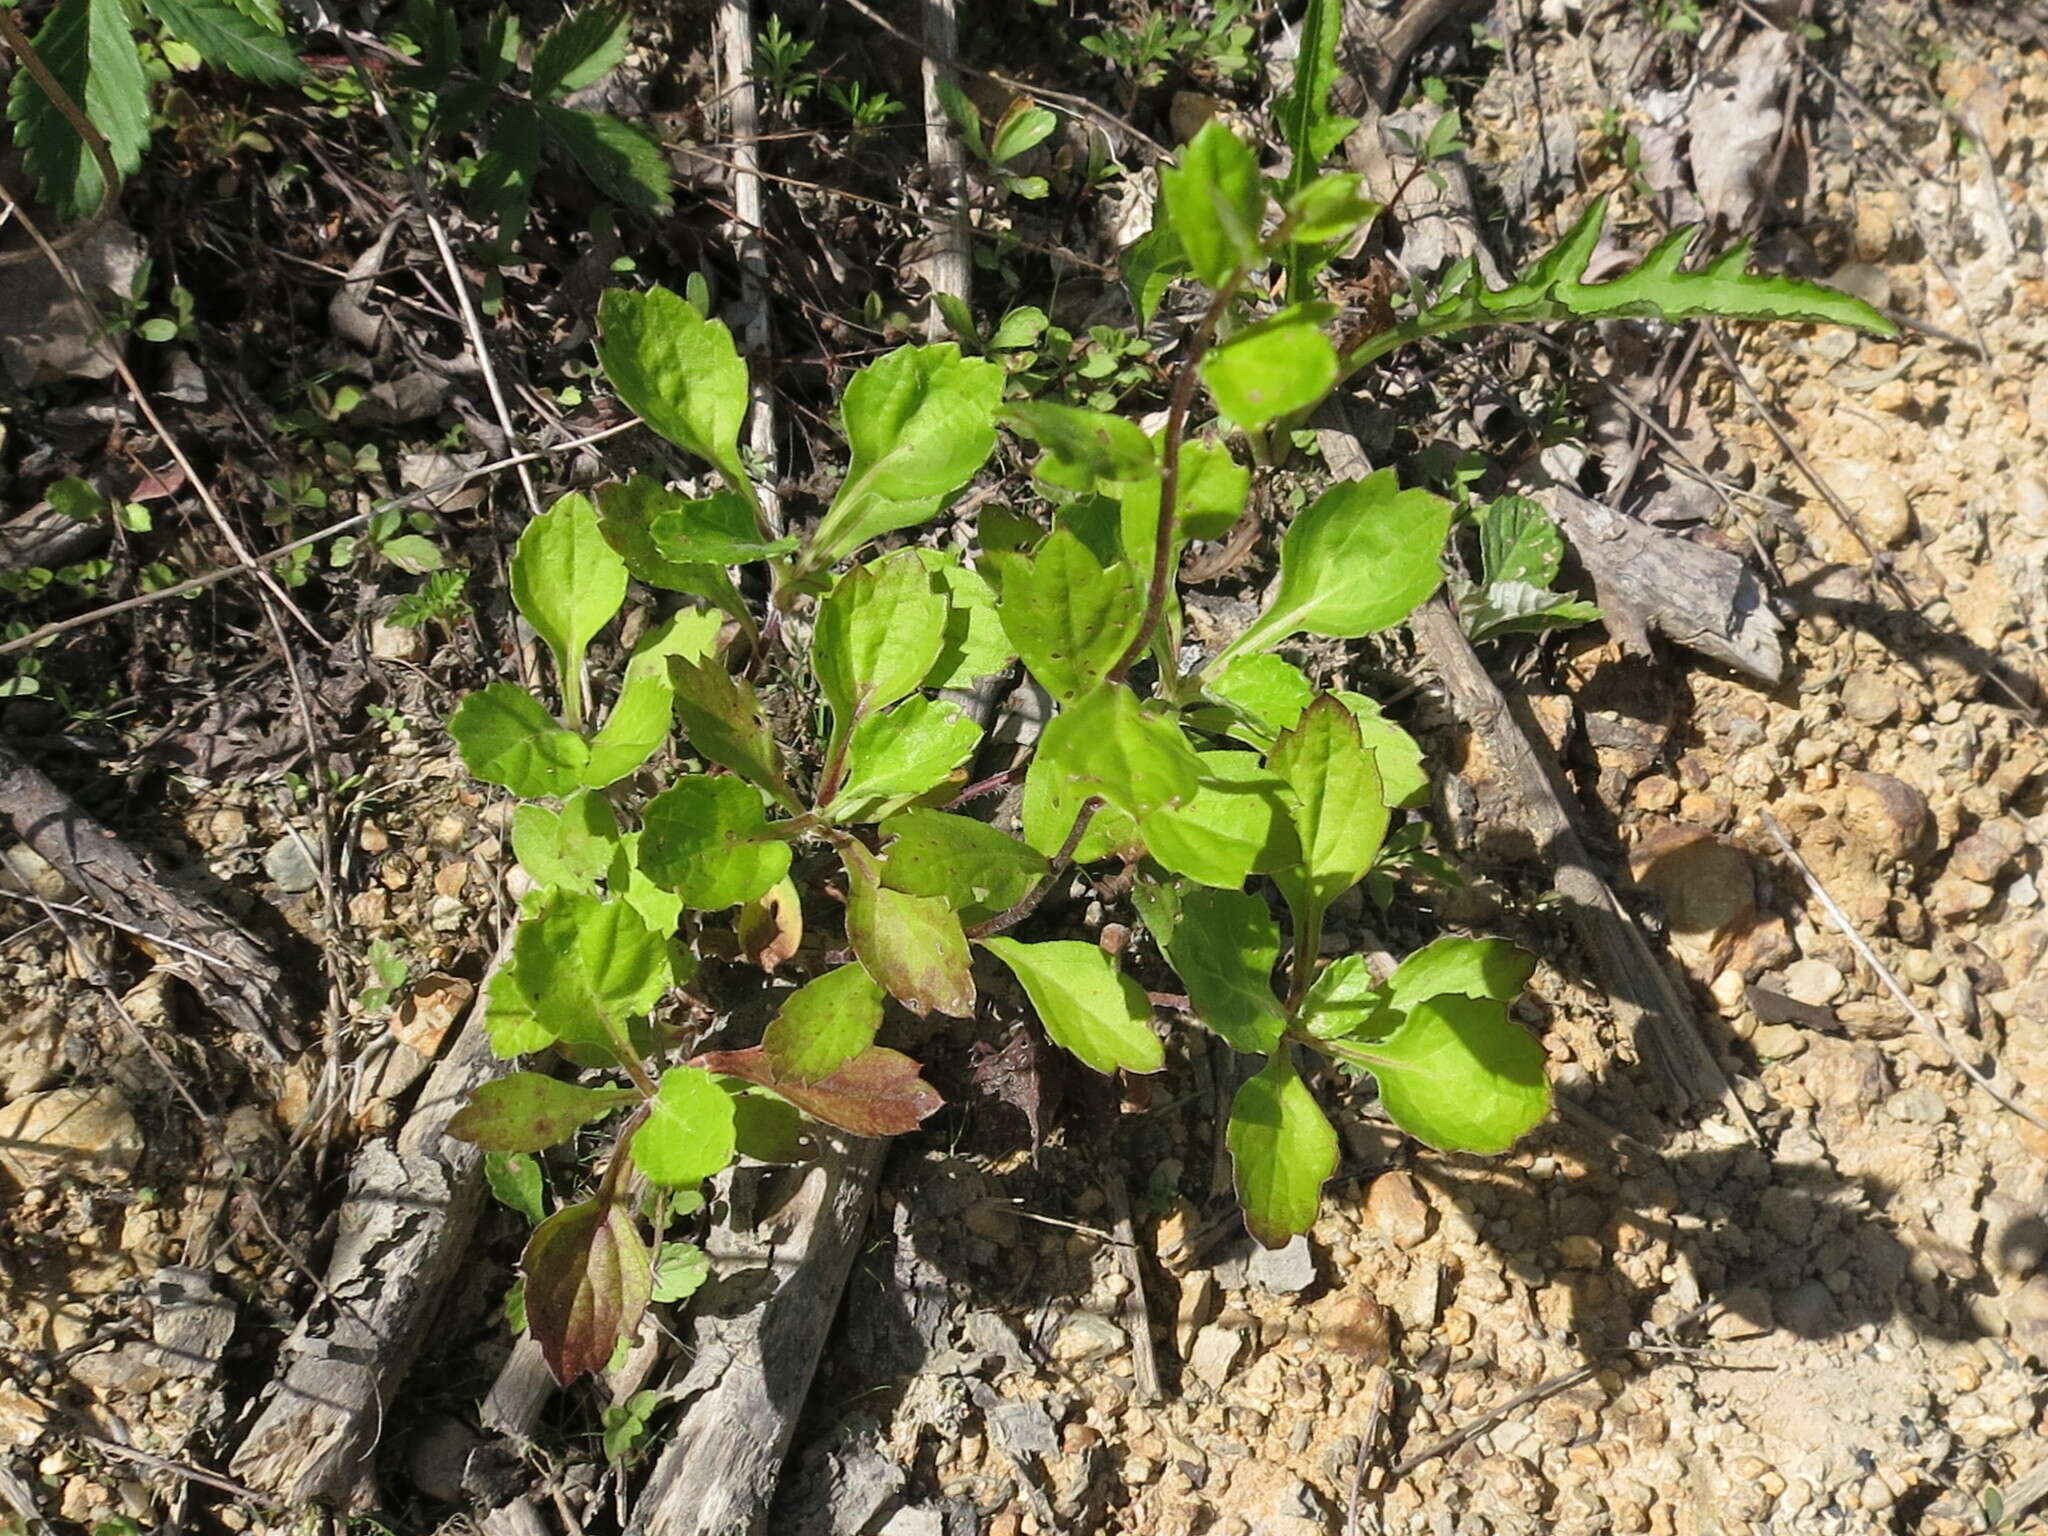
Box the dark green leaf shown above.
[842,842,975,1018]
[639,775,791,910]
[1349,995,1549,1153]
[541,104,673,215]
[531,6,628,98]
[1040,685,1201,821]
[583,609,726,788]
[1158,119,1263,288]
[996,530,1141,704]
[1139,750,1299,889]
[1199,308,1338,429]
[1210,469,1451,667]
[597,287,751,488]
[668,654,801,811]
[805,345,1004,572]
[1002,400,1156,482]
[511,890,679,1052]
[9,0,151,219]
[695,1044,944,1137]
[144,0,301,80]
[880,809,1047,920]
[1267,695,1388,916]
[832,696,983,815]
[1147,885,1285,1053]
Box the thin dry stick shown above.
[835,0,1170,162]
[920,0,972,337]
[1102,1170,1161,1404]
[0,422,640,660]
[319,28,544,522]
[716,0,782,540]
[1759,813,2048,1133]
[0,175,323,649]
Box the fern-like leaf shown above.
[540,105,673,215]
[6,0,152,219]
[144,0,301,82]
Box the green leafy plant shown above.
[397,2,671,256]
[935,79,1058,200]
[753,14,816,111]
[824,78,903,135]
[3,0,302,219]
[441,0,1892,1382]
[1451,495,1602,642]
[1081,1,1254,94]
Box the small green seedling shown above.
[443,0,1892,1385]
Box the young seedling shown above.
[443,0,1893,1382]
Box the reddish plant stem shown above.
[1108,272,1245,686]
[966,798,1100,940]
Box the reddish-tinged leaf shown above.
[447,1072,635,1152]
[736,875,803,972]
[521,1197,653,1385]
[841,842,975,1018]
[693,1045,943,1137]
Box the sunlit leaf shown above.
[842,842,975,1018]
[639,775,791,910]
[522,1197,651,1384]
[978,937,1162,1075]
[761,962,884,1084]
[696,1045,944,1136]
[1228,1049,1337,1248]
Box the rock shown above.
[1048,1312,1125,1365]
[1948,826,2021,885]
[963,1311,1034,1377]
[428,893,467,931]
[1174,1271,1217,1353]
[1312,1291,1391,1366]
[1827,263,1892,310]
[1930,874,1996,921]
[69,1346,163,1398]
[1841,773,1932,864]
[1840,672,1900,726]
[1247,1235,1316,1294]
[1886,1086,1948,1124]
[878,1508,945,1536]
[2017,475,2048,538]
[1782,958,1846,1007]
[408,1415,478,1504]
[148,1267,237,1379]
[369,613,428,664]
[1555,1235,1603,1269]
[0,1086,143,1187]
[1187,1323,1248,1390]
[0,1003,68,1099]
[2007,1275,2048,1365]
[824,1437,905,1536]
[1816,458,1913,547]
[0,220,146,386]
[262,835,320,894]
[1364,1170,1434,1248]
[1628,824,1756,972]
[0,1386,49,1449]
[1775,1280,1841,1336]
[389,973,473,1059]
